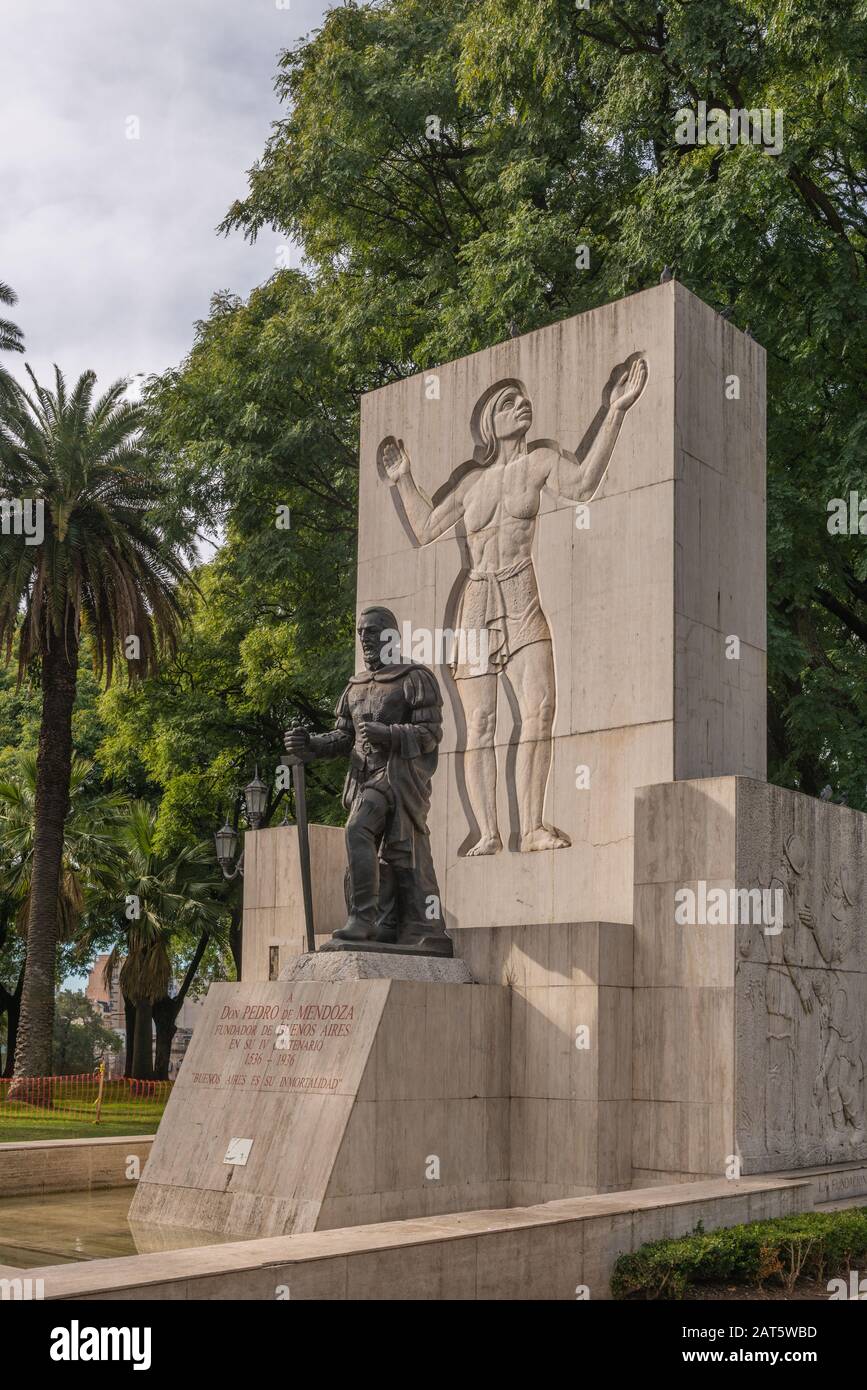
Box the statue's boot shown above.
[332,915,375,942]
[370,861,398,945]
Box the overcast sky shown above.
[1,3,336,992]
[0,0,330,393]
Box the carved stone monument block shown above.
[358,282,766,929]
[633,776,867,1183]
[138,284,867,1254]
[242,825,347,982]
[459,921,634,1199]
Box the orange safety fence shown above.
[0,1072,172,1124]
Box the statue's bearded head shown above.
[358,605,400,671]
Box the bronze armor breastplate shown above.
[347,679,409,771]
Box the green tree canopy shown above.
[52,990,120,1076]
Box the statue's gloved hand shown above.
[283,727,310,757]
[358,720,390,748]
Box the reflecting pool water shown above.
[0,1188,233,1268]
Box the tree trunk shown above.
[9,614,79,1097]
[229,905,242,979]
[54,1018,70,1074]
[1,964,24,1078]
[152,998,176,1081]
[123,993,136,1079]
[130,1000,154,1080]
[152,928,210,1080]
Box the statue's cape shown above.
[348,662,418,685]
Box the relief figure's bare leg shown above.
[505,640,570,851]
[456,671,501,855]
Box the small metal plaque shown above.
[223,1137,253,1166]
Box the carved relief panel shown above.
[736,787,867,1170]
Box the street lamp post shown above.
[214,768,269,881]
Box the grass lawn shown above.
[0,1116,161,1143]
[0,1083,168,1144]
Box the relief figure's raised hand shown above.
[378,435,411,483]
[608,356,648,415]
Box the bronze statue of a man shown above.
[283,606,451,956]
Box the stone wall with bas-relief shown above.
[357,281,766,932]
[735,782,867,1172]
[633,775,867,1184]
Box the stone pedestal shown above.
[131,955,510,1238]
[133,925,635,1239]
[281,951,472,984]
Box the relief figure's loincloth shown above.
[451,555,550,679]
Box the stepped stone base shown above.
[280,951,472,984]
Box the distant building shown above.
[84,953,126,1074]
[85,953,126,1033]
[168,994,206,1078]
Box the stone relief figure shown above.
[807,862,858,967]
[751,833,814,1156]
[803,860,865,1150]
[739,826,866,1161]
[812,972,865,1151]
[283,606,451,956]
[380,355,648,855]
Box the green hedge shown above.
[611,1208,867,1300]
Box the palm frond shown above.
[0,364,195,685]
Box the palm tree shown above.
[100,801,224,1079]
[0,751,127,1075]
[0,281,24,396]
[0,750,127,929]
[0,367,194,1090]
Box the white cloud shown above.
[0,0,329,390]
